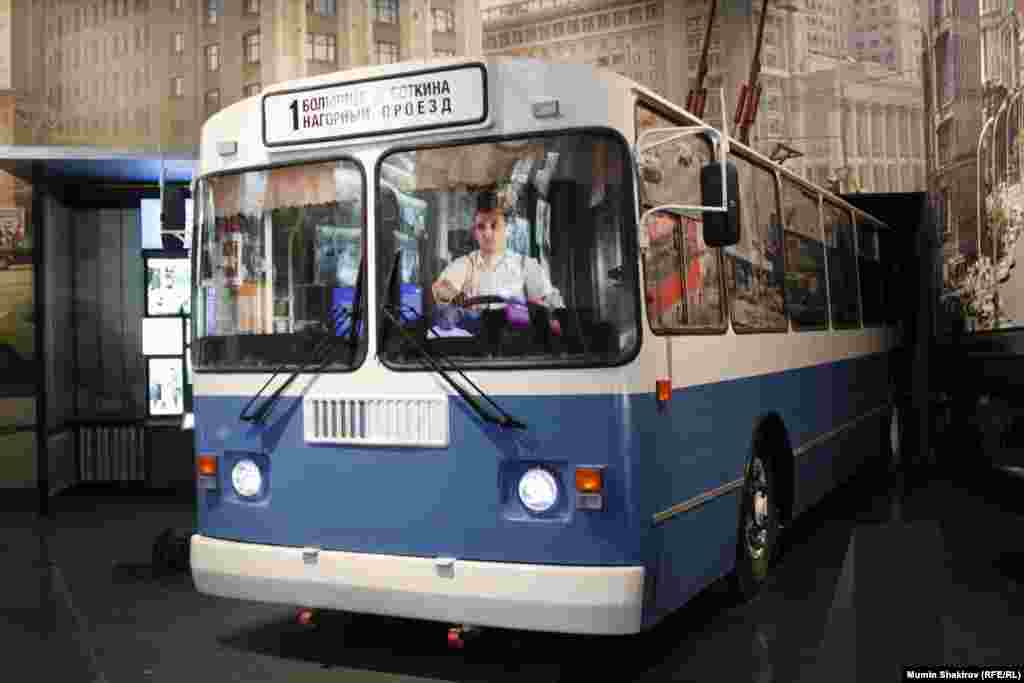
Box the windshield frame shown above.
[191,155,369,375]
[374,125,644,372]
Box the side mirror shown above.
[700,160,740,248]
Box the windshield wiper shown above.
[240,258,366,425]
[380,253,526,430]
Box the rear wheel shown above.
[732,454,780,601]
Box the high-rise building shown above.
[482,0,926,192]
[846,0,926,76]
[1,0,483,156]
[925,0,982,282]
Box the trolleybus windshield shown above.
[194,159,367,371]
[377,130,641,368]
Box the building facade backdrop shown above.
[0,0,483,489]
[481,0,927,194]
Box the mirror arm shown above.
[635,126,721,158]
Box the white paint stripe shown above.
[49,561,111,683]
[195,327,894,398]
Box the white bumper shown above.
[190,534,644,635]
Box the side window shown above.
[725,153,787,332]
[636,101,724,332]
[857,217,885,327]
[824,202,861,329]
[781,179,828,330]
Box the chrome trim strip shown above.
[792,403,889,458]
[651,403,891,525]
[652,479,743,525]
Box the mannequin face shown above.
[472,208,506,258]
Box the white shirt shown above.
[437,249,564,308]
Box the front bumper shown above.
[190,534,644,635]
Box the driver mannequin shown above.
[432,190,563,333]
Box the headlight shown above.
[231,458,263,498]
[518,467,559,513]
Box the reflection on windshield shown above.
[378,132,639,367]
[194,160,366,370]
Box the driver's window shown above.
[377,132,640,367]
[635,102,725,333]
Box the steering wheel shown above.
[446,295,560,349]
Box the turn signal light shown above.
[575,467,603,493]
[656,379,672,404]
[197,454,217,477]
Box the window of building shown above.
[308,0,337,15]
[582,17,594,32]
[568,19,579,34]
[434,48,456,57]
[173,32,184,54]
[646,4,660,21]
[432,8,455,33]
[245,0,260,14]
[244,31,260,64]
[172,75,184,97]
[173,0,183,10]
[374,0,397,23]
[205,89,220,115]
[206,0,218,24]
[243,83,261,97]
[598,13,610,29]
[306,33,336,63]
[205,44,220,72]
[376,41,399,64]
[553,23,564,37]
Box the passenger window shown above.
[725,153,787,332]
[781,179,828,330]
[642,211,725,330]
[824,202,861,329]
[857,218,885,327]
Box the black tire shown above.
[152,527,191,576]
[731,454,780,602]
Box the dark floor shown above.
[3,462,1023,683]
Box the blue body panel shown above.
[194,350,890,626]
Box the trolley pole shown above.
[737,0,770,146]
[686,0,718,119]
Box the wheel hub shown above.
[745,460,770,561]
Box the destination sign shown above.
[262,64,488,147]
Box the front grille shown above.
[303,395,450,447]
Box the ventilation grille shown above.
[78,424,146,482]
[304,395,449,447]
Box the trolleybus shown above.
[189,57,900,636]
